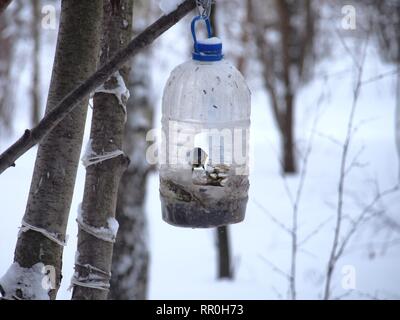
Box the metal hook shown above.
[196,0,214,19]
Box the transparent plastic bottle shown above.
[159,17,251,228]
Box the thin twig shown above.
[324,34,369,300]
[298,216,334,247]
[258,255,291,282]
[361,69,399,86]
[253,199,292,235]
[288,79,326,300]
[334,186,399,261]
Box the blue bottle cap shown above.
[191,16,223,62]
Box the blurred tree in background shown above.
[249,0,317,174]
[0,1,21,136]
[370,1,400,168]
[30,0,41,126]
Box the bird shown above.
[189,147,208,171]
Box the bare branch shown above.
[298,216,334,247]
[258,255,291,282]
[253,199,292,235]
[344,145,368,177]
[334,185,399,262]
[324,33,369,300]
[288,77,326,300]
[361,69,400,86]
[315,132,344,148]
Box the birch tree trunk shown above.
[0,0,103,300]
[109,2,156,300]
[72,0,133,301]
[109,47,154,299]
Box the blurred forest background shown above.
[0,0,399,300]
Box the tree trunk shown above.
[0,0,103,300]
[109,47,154,300]
[0,0,12,14]
[0,6,14,136]
[72,0,132,301]
[277,0,296,174]
[31,0,41,126]
[210,4,234,280]
[217,226,233,279]
[396,65,400,179]
[283,93,296,174]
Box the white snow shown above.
[158,0,183,15]
[19,220,68,247]
[106,217,120,239]
[0,263,50,300]
[81,139,125,168]
[95,71,130,120]
[198,37,222,45]
[77,204,119,243]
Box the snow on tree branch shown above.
[159,0,185,14]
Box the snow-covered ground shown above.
[1,9,399,300]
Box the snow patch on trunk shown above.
[81,139,125,168]
[0,263,50,300]
[95,71,130,120]
[77,204,119,243]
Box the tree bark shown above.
[0,5,14,135]
[109,2,155,298]
[283,93,296,174]
[31,0,41,126]
[109,48,154,300]
[396,65,400,179]
[0,0,196,174]
[0,0,103,300]
[276,0,296,174]
[72,0,132,301]
[0,0,12,14]
[217,226,233,279]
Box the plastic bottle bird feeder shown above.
[159,16,251,228]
